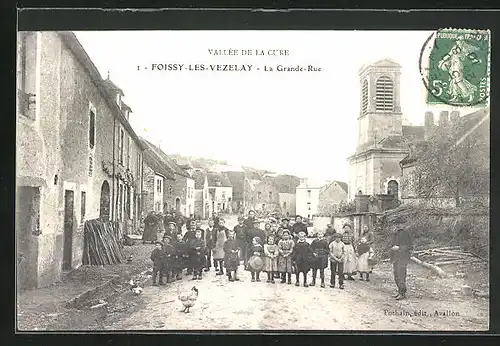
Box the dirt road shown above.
[101,215,489,331]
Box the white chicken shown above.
[129,279,143,295]
[177,286,199,313]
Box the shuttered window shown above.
[375,76,394,112]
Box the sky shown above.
[74,30,460,184]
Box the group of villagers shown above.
[149,209,377,290]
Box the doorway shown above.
[63,190,75,271]
[99,180,110,220]
[17,186,40,291]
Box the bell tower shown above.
[357,58,403,149]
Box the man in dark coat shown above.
[183,220,197,275]
[233,216,246,262]
[244,220,266,267]
[390,226,413,300]
[175,213,185,232]
[204,218,216,272]
[325,224,336,244]
[243,210,256,231]
[212,211,220,228]
[292,215,308,242]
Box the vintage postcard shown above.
[16,27,490,331]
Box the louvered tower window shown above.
[361,79,368,115]
[375,76,394,112]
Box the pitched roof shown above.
[372,58,402,68]
[141,138,191,178]
[102,77,124,96]
[192,171,207,189]
[320,180,348,195]
[58,32,146,150]
[273,174,301,193]
[143,151,176,180]
[402,125,425,140]
[207,172,233,187]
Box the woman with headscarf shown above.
[142,211,158,244]
[341,223,357,280]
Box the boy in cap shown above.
[162,235,176,283]
[310,230,329,288]
[188,229,206,280]
[164,221,177,243]
[204,218,216,272]
[223,229,241,282]
[150,241,167,286]
[291,230,314,287]
[173,233,187,280]
[183,220,198,275]
[329,233,345,289]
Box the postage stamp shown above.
[419,28,490,107]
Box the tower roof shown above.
[359,58,401,75]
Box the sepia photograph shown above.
[16,26,490,331]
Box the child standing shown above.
[329,233,345,289]
[223,230,240,282]
[356,237,375,281]
[310,230,329,288]
[212,221,228,275]
[247,237,264,282]
[162,235,176,283]
[188,229,206,280]
[277,230,294,284]
[173,233,186,280]
[150,241,167,286]
[291,231,314,287]
[263,235,279,283]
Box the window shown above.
[307,190,311,198]
[89,105,96,149]
[118,128,125,165]
[361,79,368,115]
[81,191,86,223]
[116,93,121,107]
[127,137,131,169]
[387,180,399,198]
[88,154,94,177]
[375,76,394,112]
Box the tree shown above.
[403,115,489,208]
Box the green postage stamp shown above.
[420,28,490,107]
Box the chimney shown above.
[439,110,449,126]
[450,110,460,122]
[424,111,434,139]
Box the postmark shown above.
[419,28,490,107]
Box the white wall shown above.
[185,177,195,216]
[213,186,233,212]
[154,174,163,212]
[296,187,320,219]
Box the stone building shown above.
[225,170,246,212]
[141,139,195,217]
[317,180,349,213]
[207,172,233,213]
[246,177,281,213]
[347,58,425,201]
[400,108,489,207]
[142,150,176,214]
[16,31,145,290]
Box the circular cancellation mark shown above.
[419,28,490,108]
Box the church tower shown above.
[356,58,403,149]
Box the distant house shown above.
[295,178,322,220]
[317,180,348,214]
[225,170,246,212]
[142,150,176,214]
[273,174,301,216]
[192,171,213,219]
[248,177,281,213]
[207,172,233,213]
[141,139,195,217]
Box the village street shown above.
[99,215,489,331]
